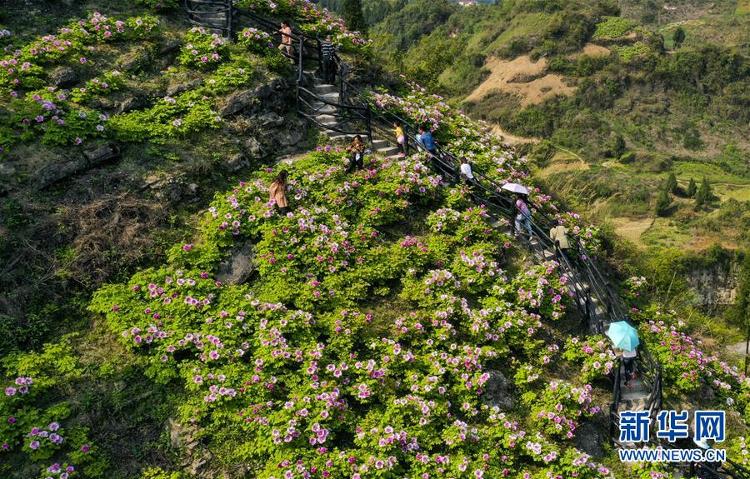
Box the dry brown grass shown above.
[465,56,575,107]
[67,194,167,286]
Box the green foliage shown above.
[655,187,671,217]
[140,468,185,479]
[178,27,229,70]
[135,0,179,10]
[342,0,367,32]
[686,177,697,197]
[695,176,713,208]
[109,90,221,142]
[665,172,678,195]
[592,16,636,40]
[672,26,686,50]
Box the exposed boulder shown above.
[573,420,607,458]
[258,111,284,127]
[242,137,264,158]
[219,79,290,117]
[115,95,149,114]
[142,173,198,203]
[217,241,256,284]
[36,144,119,189]
[49,66,78,88]
[116,46,151,72]
[166,77,202,96]
[482,370,514,410]
[225,153,249,172]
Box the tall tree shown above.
[665,172,678,195]
[686,177,697,197]
[342,0,367,33]
[655,187,671,216]
[672,26,686,49]
[695,176,713,208]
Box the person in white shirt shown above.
[459,159,475,187]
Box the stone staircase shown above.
[306,73,400,157]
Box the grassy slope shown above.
[0,2,310,476]
[366,0,750,254]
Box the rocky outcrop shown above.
[217,241,256,284]
[219,79,290,117]
[686,260,739,307]
[49,66,78,88]
[482,370,514,410]
[573,419,607,458]
[36,144,120,189]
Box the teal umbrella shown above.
[606,321,640,352]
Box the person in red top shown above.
[514,194,532,238]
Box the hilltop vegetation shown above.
[347,0,750,257]
[1,1,750,478]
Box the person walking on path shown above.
[617,347,638,387]
[549,220,570,260]
[459,158,475,187]
[346,135,366,173]
[394,122,406,157]
[514,193,532,238]
[320,35,337,84]
[278,21,294,58]
[269,170,290,214]
[416,125,438,157]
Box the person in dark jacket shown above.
[346,135,366,173]
[320,35,337,84]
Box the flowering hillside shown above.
[1,1,750,479]
[85,145,619,478]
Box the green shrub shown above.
[592,16,636,40]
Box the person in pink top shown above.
[514,194,532,237]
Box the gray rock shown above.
[159,38,182,56]
[220,88,261,117]
[166,78,202,96]
[573,420,606,458]
[116,95,148,114]
[219,79,290,117]
[225,153,249,172]
[482,370,514,410]
[117,47,151,72]
[258,111,284,127]
[243,137,264,158]
[36,144,119,189]
[49,66,77,88]
[217,241,256,284]
[277,126,304,147]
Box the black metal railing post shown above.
[298,36,304,84]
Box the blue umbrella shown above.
[606,321,640,352]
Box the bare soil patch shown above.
[465,56,575,107]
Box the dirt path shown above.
[490,125,538,145]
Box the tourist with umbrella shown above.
[503,183,532,238]
[606,321,640,387]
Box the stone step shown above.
[371,139,389,149]
[314,84,337,94]
[377,146,400,156]
[320,92,340,103]
[311,102,337,114]
[315,116,337,125]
